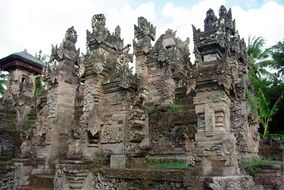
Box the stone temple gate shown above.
[0,5,262,190]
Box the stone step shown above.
[69,183,84,189]
[66,176,86,181]
[130,119,145,128]
[68,181,84,185]
[67,172,88,176]
[68,180,84,184]
[28,173,54,190]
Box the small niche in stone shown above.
[88,130,99,144]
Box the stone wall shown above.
[0,6,269,190]
[254,165,284,190]
[54,163,204,190]
[2,69,34,130]
[0,163,21,190]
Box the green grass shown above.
[0,160,11,166]
[146,106,157,116]
[171,100,186,116]
[244,159,284,179]
[0,156,12,166]
[147,161,187,169]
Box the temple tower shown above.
[189,5,255,188]
[0,51,43,159]
[34,26,80,162]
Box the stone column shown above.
[194,87,239,176]
[133,16,156,90]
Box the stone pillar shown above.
[191,6,245,177]
[3,69,34,130]
[194,88,239,176]
[133,16,156,90]
[35,26,80,162]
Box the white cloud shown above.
[159,0,226,60]
[232,1,284,47]
[0,0,152,58]
[158,0,284,61]
[0,0,283,62]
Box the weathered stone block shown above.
[110,154,126,169]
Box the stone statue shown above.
[67,130,82,159]
[20,130,32,158]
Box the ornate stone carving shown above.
[67,130,82,160]
[20,130,33,158]
[50,26,80,63]
[204,176,254,190]
[87,14,109,50]
[204,8,218,31]
[205,104,215,136]
[53,165,65,190]
[133,17,156,54]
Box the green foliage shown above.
[248,36,266,60]
[93,157,103,167]
[179,125,188,135]
[247,36,284,136]
[34,75,43,96]
[258,89,282,138]
[244,159,284,179]
[34,75,49,97]
[0,157,12,166]
[92,152,105,168]
[35,50,48,63]
[267,134,284,144]
[146,106,157,116]
[147,160,187,169]
[247,36,272,79]
[171,100,185,116]
[266,40,284,79]
[34,51,49,97]
[0,70,7,96]
[247,88,282,138]
[27,108,37,130]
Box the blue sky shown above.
[131,0,284,9]
[0,0,284,60]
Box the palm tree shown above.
[247,37,284,136]
[247,36,272,78]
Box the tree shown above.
[34,50,50,97]
[35,50,48,63]
[266,40,284,79]
[258,89,282,138]
[247,37,284,136]
[247,36,271,79]
[0,71,7,96]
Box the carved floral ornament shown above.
[50,26,80,64]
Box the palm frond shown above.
[270,92,283,117]
[258,89,271,118]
